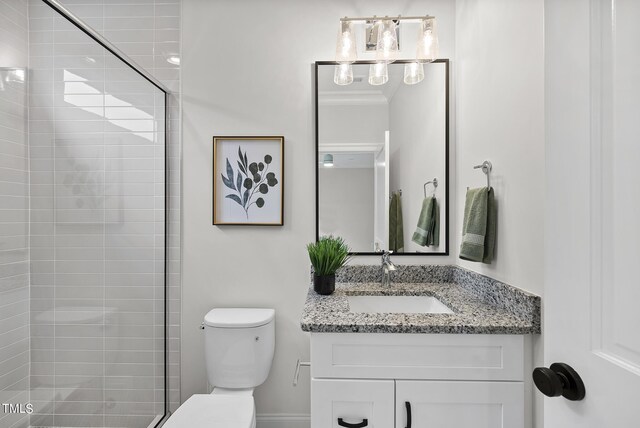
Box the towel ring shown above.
[473,161,492,188]
[424,178,438,197]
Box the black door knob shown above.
[533,362,585,401]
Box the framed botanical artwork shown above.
[213,136,284,226]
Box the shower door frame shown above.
[40,1,172,426]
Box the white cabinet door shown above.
[395,381,524,428]
[311,379,394,428]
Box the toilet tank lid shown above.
[204,308,275,328]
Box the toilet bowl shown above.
[163,308,275,428]
[162,394,256,428]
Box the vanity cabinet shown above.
[310,333,530,428]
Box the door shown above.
[373,131,390,251]
[545,0,640,425]
[395,381,524,428]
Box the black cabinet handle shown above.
[533,362,585,401]
[405,401,412,428]
[337,418,368,428]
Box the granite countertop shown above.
[300,265,541,335]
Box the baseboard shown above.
[256,413,310,428]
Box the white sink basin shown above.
[346,295,453,314]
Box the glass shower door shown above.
[28,2,167,426]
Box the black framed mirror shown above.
[315,60,449,255]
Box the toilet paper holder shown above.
[293,359,310,387]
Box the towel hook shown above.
[423,178,438,198]
[473,161,492,188]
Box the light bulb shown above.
[403,62,424,85]
[368,62,388,86]
[416,17,439,63]
[375,19,398,64]
[323,154,334,167]
[335,21,357,63]
[334,63,353,86]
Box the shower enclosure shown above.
[1,1,170,427]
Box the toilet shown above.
[164,308,276,428]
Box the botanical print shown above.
[213,136,284,225]
[221,146,279,219]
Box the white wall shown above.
[319,168,374,250]
[455,0,544,427]
[389,63,447,253]
[319,104,388,147]
[181,0,456,422]
[455,0,544,294]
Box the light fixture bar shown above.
[340,15,434,23]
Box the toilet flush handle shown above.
[199,322,205,330]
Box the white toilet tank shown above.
[203,308,275,389]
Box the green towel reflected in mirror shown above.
[389,191,404,252]
[412,196,440,247]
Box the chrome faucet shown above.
[381,250,396,287]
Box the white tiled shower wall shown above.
[2,0,180,426]
[26,1,181,426]
[0,1,30,428]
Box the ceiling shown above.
[317,63,404,105]
[318,151,375,169]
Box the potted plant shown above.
[307,236,351,295]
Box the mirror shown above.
[315,60,449,255]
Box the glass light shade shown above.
[333,63,353,85]
[416,17,439,63]
[403,62,424,85]
[335,21,357,63]
[375,19,399,64]
[323,154,334,167]
[368,62,389,86]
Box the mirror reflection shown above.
[316,61,449,254]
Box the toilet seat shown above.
[163,394,255,428]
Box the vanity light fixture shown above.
[323,154,334,167]
[416,17,439,63]
[404,16,438,84]
[333,15,439,87]
[403,61,424,85]
[334,63,354,85]
[368,62,389,86]
[335,21,357,63]
[375,19,399,64]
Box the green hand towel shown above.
[460,187,496,263]
[389,192,404,252]
[412,196,440,247]
[432,198,440,247]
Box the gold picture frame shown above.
[213,136,284,226]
